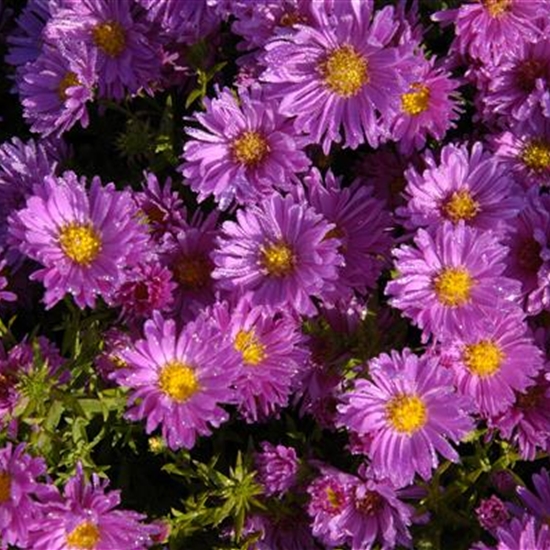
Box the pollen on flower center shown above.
[516,59,546,93]
[58,71,80,101]
[433,267,474,307]
[442,189,480,223]
[0,472,11,503]
[234,329,267,366]
[355,490,384,516]
[231,131,270,167]
[261,241,295,277]
[326,486,345,511]
[482,0,512,18]
[173,254,212,290]
[65,520,101,549]
[520,139,550,172]
[386,394,427,434]
[58,223,102,266]
[158,361,199,402]
[401,83,431,116]
[92,20,127,57]
[463,340,504,377]
[320,45,369,98]
[517,238,543,274]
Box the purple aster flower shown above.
[28,464,159,550]
[489,373,550,460]
[212,296,307,422]
[161,211,220,323]
[505,190,550,315]
[261,1,415,153]
[299,168,393,301]
[134,172,185,240]
[496,516,550,550]
[5,0,51,70]
[213,192,343,317]
[482,36,550,125]
[491,115,550,189]
[338,349,474,488]
[114,261,175,322]
[307,465,415,550]
[115,311,240,450]
[432,1,544,64]
[45,0,162,100]
[228,0,313,51]
[442,311,543,417]
[386,222,521,341]
[517,468,550,523]
[181,86,310,208]
[0,443,52,549]
[18,42,96,137]
[400,142,523,235]
[0,137,57,248]
[390,57,462,154]
[9,171,149,309]
[255,441,299,497]
[136,0,220,44]
[476,495,510,532]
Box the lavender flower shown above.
[255,442,299,497]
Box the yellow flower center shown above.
[234,329,267,366]
[66,521,101,549]
[261,241,295,277]
[386,394,427,434]
[0,472,11,503]
[58,223,102,266]
[58,71,80,101]
[158,361,199,402]
[521,139,550,172]
[231,131,270,167]
[326,486,344,511]
[433,267,473,307]
[401,83,430,116]
[320,45,369,98]
[173,254,212,290]
[442,190,480,223]
[482,0,512,17]
[463,340,504,377]
[92,20,127,57]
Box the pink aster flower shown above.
[338,349,474,488]
[386,222,522,341]
[442,311,543,417]
[476,495,510,533]
[400,142,523,235]
[261,1,415,152]
[45,0,162,99]
[505,190,550,315]
[490,373,550,460]
[255,441,299,497]
[432,1,544,64]
[181,86,310,208]
[306,465,415,550]
[161,211,221,323]
[390,57,462,154]
[18,42,96,137]
[212,192,343,317]
[28,464,159,550]
[299,168,393,301]
[114,261,175,322]
[482,36,550,125]
[212,296,308,422]
[0,443,53,549]
[9,171,149,309]
[115,311,240,450]
[491,115,550,189]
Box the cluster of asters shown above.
[1,0,550,548]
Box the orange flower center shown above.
[482,0,512,17]
[261,241,295,277]
[66,521,101,549]
[58,71,80,101]
[173,254,212,290]
[442,190,480,223]
[92,20,126,57]
[231,131,269,167]
[0,472,11,503]
[521,139,550,172]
